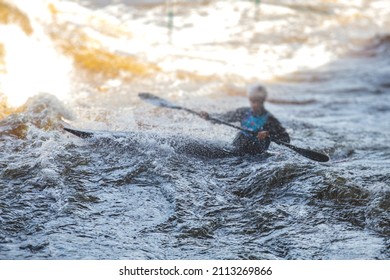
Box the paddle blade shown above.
[272,138,330,162]
[290,146,330,162]
[138,92,180,109]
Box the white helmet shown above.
[247,84,267,100]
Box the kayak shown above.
[63,126,238,158]
[64,91,329,163]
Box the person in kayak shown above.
[200,84,290,155]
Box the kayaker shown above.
[200,84,290,155]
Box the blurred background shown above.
[0,0,389,259]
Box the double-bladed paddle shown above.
[139,92,330,162]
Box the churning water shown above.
[0,0,389,259]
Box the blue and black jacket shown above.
[216,107,290,155]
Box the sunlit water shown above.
[0,0,389,259]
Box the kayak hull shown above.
[63,127,272,160]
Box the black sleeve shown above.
[212,107,248,123]
[264,114,290,143]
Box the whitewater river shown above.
[0,0,389,259]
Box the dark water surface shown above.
[0,0,389,259]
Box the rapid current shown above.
[0,0,389,259]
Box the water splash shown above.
[0,0,389,260]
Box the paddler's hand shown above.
[199,111,210,120]
[257,131,270,141]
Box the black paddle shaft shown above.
[138,92,330,162]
